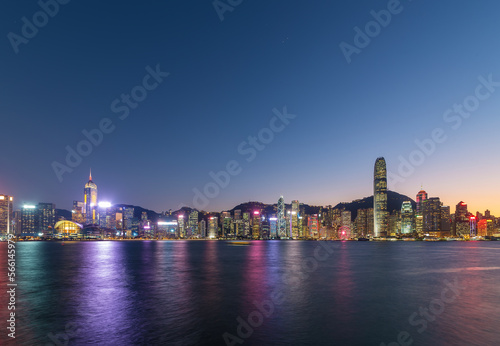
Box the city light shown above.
[98,202,112,208]
[269,217,278,221]
[23,205,36,209]
[158,221,177,226]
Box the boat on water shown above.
[227,241,251,246]
[357,238,370,241]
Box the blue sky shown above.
[1,0,499,214]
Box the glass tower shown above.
[374,157,388,237]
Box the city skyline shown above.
[2,161,499,217]
[1,1,500,216]
[1,163,498,217]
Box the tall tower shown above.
[277,196,286,238]
[84,170,98,224]
[374,157,388,237]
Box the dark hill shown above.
[334,190,416,220]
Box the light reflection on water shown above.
[5,241,500,345]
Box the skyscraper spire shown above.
[89,168,92,181]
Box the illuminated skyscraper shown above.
[21,205,37,235]
[251,211,261,239]
[401,201,414,234]
[37,203,55,232]
[277,196,286,238]
[208,216,218,239]
[0,195,13,236]
[291,200,300,238]
[199,219,206,238]
[308,214,320,239]
[374,157,388,237]
[440,206,451,233]
[453,201,470,237]
[340,210,351,240]
[84,170,98,224]
[424,197,441,233]
[189,211,199,236]
[269,215,278,238]
[416,189,428,215]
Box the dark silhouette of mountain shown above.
[56,209,72,221]
[333,190,416,220]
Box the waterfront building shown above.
[401,201,414,234]
[84,170,98,224]
[0,195,14,236]
[308,214,320,239]
[208,216,218,239]
[277,196,286,238]
[374,157,388,237]
[21,204,37,235]
[37,203,56,232]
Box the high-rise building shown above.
[199,219,206,238]
[251,211,261,239]
[261,217,270,239]
[388,210,401,236]
[122,207,134,231]
[340,210,351,240]
[178,214,185,238]
[0,195,14,236]
[208,216,218,239]
[374,157,388,237]
[222,213,232,238]
[401,201,414,234]
[424,197,441,233]
[269,215,278,238]
[416,189,428,215]
[189,211,199,236]
[72,201,85,224]
[234,209,242,220]
[21,205,37,235]
[355,209,368,237]
[291,200,300,238]
[308,214,320,239]
[277,196,286,238]
[37,203,56,232]
[454,201,469,237]
[243,212,250,237]
[84,170,98,224]
[440,206,451,233]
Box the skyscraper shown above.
[416,189,428,215]
[454,201,469,237]
[0,195,13,236]
[21,205,37,235]
[37,203,56,232]
[84,170,98,224]
[423,197,441,233]
[277,196,286,238]
[291,200,300,238]
[374,157,388,237]
[401,201,414,234]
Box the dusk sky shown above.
[1,0,499,214]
